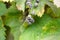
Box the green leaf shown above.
[46,1,60,17]
[0,2,7,16]
[19,14,60,40]
[4,16,22,40]
[6,5,21,16]
[0,17,6,40]
[4,5,22,27]
[4,5,24,40]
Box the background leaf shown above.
[0,17,6,40]
[46,1,60,17]
[0,2,7,16]
[19,14,60,40]
[3,5,23,40]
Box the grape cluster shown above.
[25,0,40,25]
[26,0,39,8]
[25,15,35,25]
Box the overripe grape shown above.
[36,0,39,3]
[26,0,32,8]
[34,2,38,8]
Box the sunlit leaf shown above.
[53,0,60,8]
[15,0,26,12]
[2,0,9,2]
[29,0,45,17]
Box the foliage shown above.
[0,0,60,40]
